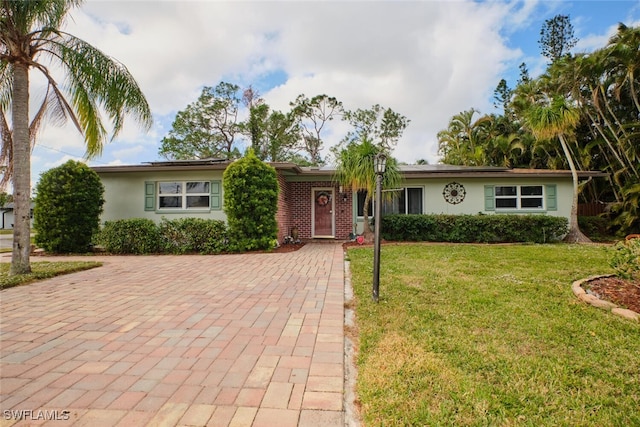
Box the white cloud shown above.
[23,0,635,186]
[55,0,520,166]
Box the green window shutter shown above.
[144,181,156,211]
[210,180,221,210]
[484,185,495,211]
[545,184,557,211]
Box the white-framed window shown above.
[382,187,423,215]
[158,181,210,209]
[495,185,544,210]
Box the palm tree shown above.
[437,109,492,166]
[1,0,152,274]
[334,136,402,240]
[524,96,590,242]
[607,23,640,114]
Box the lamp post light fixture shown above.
[372,153,387,303]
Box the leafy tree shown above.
[0,0,152,274]
[341,104,410,151]
[34,160,104,253]
[517,62,531,86]
[264,110,301,162]
[290,94,343,165]
[244,101,269,158]
[539,14,578,62]
[0,191,11,206]
[223,149,279,251]
[159,82,242,160]
[493,79,512,114]
[242,102,300,163]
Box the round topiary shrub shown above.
[223,149,279,251]
[34,160,104,253]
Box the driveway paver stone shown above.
[0,243,346,426]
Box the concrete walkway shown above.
[0,243,346,426]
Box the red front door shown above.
[313,189,334,237]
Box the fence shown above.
[578,202,607,216]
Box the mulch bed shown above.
[583,276,640,313]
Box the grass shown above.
[0,261,102,289]
[347,243,640,427]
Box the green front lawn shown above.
[0,261,102,289]
[348,243,640,426]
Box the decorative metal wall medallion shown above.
[443,182,466,204]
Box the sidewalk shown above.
[0,243,347,426]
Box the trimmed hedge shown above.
[95,218,227,254]
[159,218,227,254]
[381,214,568,243]
[96,218,161,254]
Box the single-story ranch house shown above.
[92,159,606,242]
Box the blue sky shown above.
[24,0,640,189]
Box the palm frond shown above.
[0,62,12,112]
[40,31,152,157]
[0,109,12,191]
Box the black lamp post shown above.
[372,153,387,303]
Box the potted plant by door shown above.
[291,226,300,243]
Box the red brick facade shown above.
[275,173,291,243]
[276,175,353,241]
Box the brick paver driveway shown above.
[0,243,346,426]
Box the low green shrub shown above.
[382,214,568,243]
[159,218,227,254]
[610,239,640,281]
[96,218,161,254]
[96,218,228,254]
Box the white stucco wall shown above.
[97,170,227,224]
[99,168,576,236]
[419,177,573,217]
[354,177,574,234]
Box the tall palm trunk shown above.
[10,63,32,275]
[558,135,590,243]
[585,109,631,177]
[593,86,639,179]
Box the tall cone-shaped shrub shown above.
[223,149,279,251]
